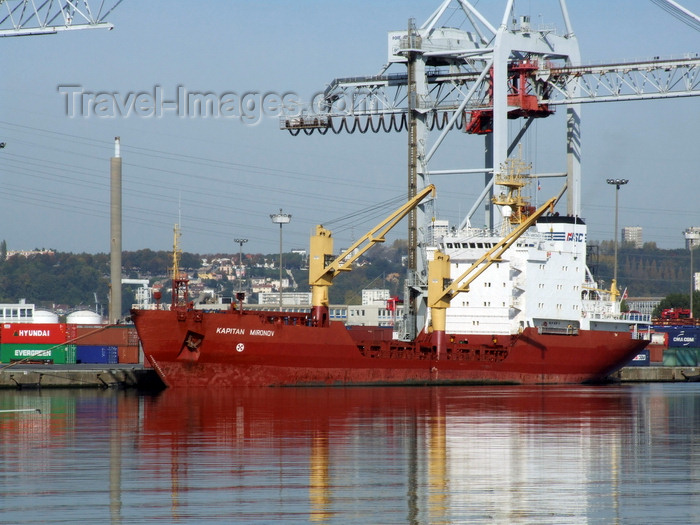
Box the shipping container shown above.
[1,323,68,344]
[648,345,664,363]
[627,349,650,367]
[117,346,140,364]
[652,326,700,348]
[662,348,699,367]
[67,324,138,347]
[648,332,668,348]
[1,343,75,364]
[76,345,118,364]
[668,328,700,348]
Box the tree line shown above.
[0,239,695,314]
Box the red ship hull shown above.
[131,307,649,387]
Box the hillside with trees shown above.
[590,241,693,296]
[0,238,695,315]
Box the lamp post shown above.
[691,240,695,320]
[606,178,628,299]
[270,209,291,309]
[684,228,699,319]
[234,238,248,293]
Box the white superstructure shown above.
[436,214,643,337]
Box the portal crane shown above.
[0,0,121,37]
[283,0,700,341]
[121,279,152,309]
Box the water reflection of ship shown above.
[139,387,636,522]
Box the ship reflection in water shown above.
[1,384,699,523]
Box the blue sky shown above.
[0,0,698,255]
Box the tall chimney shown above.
[109,137,122,323]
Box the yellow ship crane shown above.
[309,184,436,327]
[428,196,557,357]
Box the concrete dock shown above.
[0,364,163,390]
[609,366,699,383]
[0,364,698,389]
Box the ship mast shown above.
[171,223,189,309]
[491,145,534,231]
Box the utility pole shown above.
[606,178,628,299]
[270,210,291,309]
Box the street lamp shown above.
[234,238,248,293]
[684,228,699,319]
[606,178,628,300]
[270,209,291,309]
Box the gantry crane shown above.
[282,0,700,340]
[0,0,122,37]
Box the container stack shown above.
[0,323,74,364]
[630,325,700,367]
[0,322,140,365]
[66,324,140,364]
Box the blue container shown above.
[627,349,650,367]
[653,326,700,348]
[668,328,700,348]
[76,345,118,364]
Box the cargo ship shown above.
[130,5,654,386]
[131,170,650,387]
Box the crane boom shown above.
[0,0,122,37]
[309,184,436,326]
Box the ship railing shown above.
[584,311,652,322]
[631,329,651,341]
[446,228,545,243]
[131,303,168,311]
[621,312,651,323]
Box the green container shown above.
[1,343,76,364]
[676,348,698,366]
[663,348,699,367]
[663,349,677,366]
[64,344,76,364]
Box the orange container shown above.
[118,345,140,364]
[648,345,664,363]
[67,325,133,346]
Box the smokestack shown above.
[109,137,122,323]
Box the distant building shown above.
[7,249,55,258]
[622,226,643,248]
[430,219,449,244]
[0,300,35,322]
[626,297,662,316]
[362,289,390,306]
[258,292,311,306]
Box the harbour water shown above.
[1,383,698,524]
